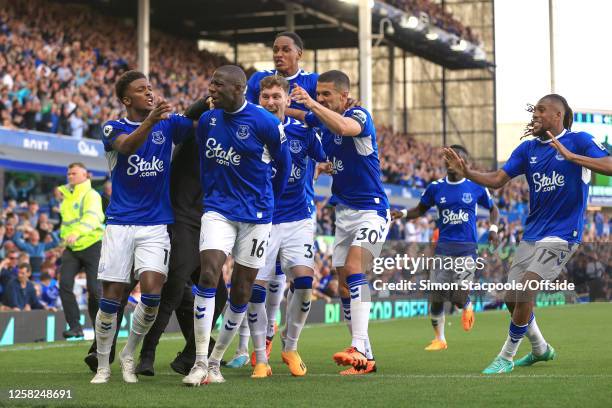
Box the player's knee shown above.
[198,272,217,288]
[291,265,314,279]
[102,281,125,302]
[229,282,251,305]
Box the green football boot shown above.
[482,355,514,374]
[515,344,556,367]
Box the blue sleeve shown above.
[245,73,260,104]
[13,232,33,253]
[304,111,322,128]
[306,129,327,162]
[477,186,494,209]
[169,113,195,144]
[44,231,61,250]
[344,107,373,137]
[101,120,128,152]
[502,142,527,178]
[576,132,610,158]
[419,183,436,208]
[306,74,319,100]
[261,118,291,203]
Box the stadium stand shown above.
[0,0,610,316]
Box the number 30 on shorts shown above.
[356,227,384,244]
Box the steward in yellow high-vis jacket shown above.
[58,162,104,339]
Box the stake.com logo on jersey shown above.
[127,154,165,177]
[532,170,565,192]
[206,137,241,166]
[330,157,344,174]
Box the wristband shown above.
[401,209,408,218]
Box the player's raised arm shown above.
[111,99,172,155]
[391,202,430,221]
[184,95,213,127]
[285,107,307,122]
[443,147,511,189]
[291,84,361,137]
[547,130,612,176]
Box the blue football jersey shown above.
[502,130,609,243]
[102,114,193,225]
[197,102,291,224]
[421,177,494,256]
[273,117,326,224]
[246,69,319,112]
[305,107,389,217]
[246,68,319,215]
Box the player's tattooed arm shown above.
[391,202,430,221]
[112,99,172,155]
[443,147,511,189]
[547,131,612,176]
[290,84,361,137]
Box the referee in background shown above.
[58,162,104,338]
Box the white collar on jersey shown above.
[277,68,302,80]
[282,116,292,127]
[123,117,143,125]
[539,128,567,144]
[227,100,248,115]
[445,176,466,185]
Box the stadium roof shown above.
[75,0,492,70]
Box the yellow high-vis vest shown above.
[58,179,104,251]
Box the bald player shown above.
[182,65,291,385]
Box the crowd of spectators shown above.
[0,0,608,313]
[382,0,481,44]
[1,173,610,312]
[0,0,235,139]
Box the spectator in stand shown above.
[25,199,40,227]
[48,186,63,224]
[13,225,60,279]
[1,263,44,311]
[38,271,59,311]
[35,212,55,241]
[0,249,20,302]
[0,0,236,138]
[6,178,35,203]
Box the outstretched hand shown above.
[314,161,333,180]
[290,84,315,110]
[547,130,575,161]
[442,147,468,178]
[147,98,172,123]
[390,209,404,221]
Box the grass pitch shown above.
[0,303,610,407]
